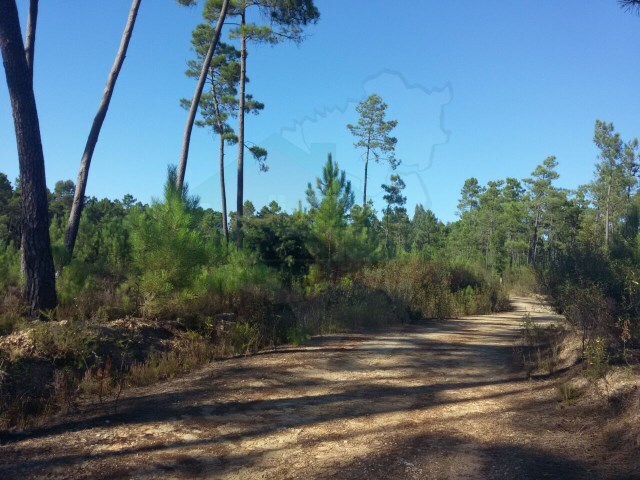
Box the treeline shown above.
[453,120,640,354]
[1,152,505,330]
[2,118,639,346]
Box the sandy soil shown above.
[0,297,637,479]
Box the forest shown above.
[1,1,640,478]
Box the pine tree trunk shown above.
[65,0,142,258]
[363,147,370,206]
[20,0,39,276]
[176,0,230,191]
[605,182,611,246]
[209,75,228,244]
[236,7,247,247]
[0,0,56,314]
[24,0,38,78]
[219,135,229,244]
[528,210,540,264]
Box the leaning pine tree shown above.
[176,0,231,191]
[203,0,319,245]
[65,0,143,260]
[182,19,266,243]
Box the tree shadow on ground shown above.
[2,300,619,479]
[330,431,602,480]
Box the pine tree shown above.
[176,0,231,191]
[204,0,319,245]
[524,156,561,263]
[65,0,142,260]
[590,121,638,247]
[381,174,409,256]
[347,94,399,206]
[306,154,354,280]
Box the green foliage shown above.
[204,0,320,45]
[0,173,20,248]
[193,249,280,299]
[130,167,207,315]
[347,93,399,170]
[227,321,262,354]
[2,113,639,427]
[306,154,357,280]
[347,93,399,205]
[243,203,311,282]
[56,259,94,305]
[589,120,638,246]
[285,324,311,345]
[296,280,404,334]
[381,174,410,257]
[411,205,446,259]
[0,244,20,291]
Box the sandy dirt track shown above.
[0,297,636,479]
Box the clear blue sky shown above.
[1,0,639,221]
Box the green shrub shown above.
[56,259,94,305]
[195,250,281,298]
[295,281,404,334]
[227,321,262,355]
[0,244,20,291]
[130,167,207,316]
[285,324,311,345]
[0,312,22,337]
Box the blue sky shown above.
[1,0,639,221]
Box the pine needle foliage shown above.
[131,166,207,305]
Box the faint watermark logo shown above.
[193,70,452,212]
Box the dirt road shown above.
[0,297,635,479]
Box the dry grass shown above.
[528,315,640,468]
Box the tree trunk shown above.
[176,0,230,191]
[605,182,611,246]
[65,0,142,258]
[209,74,228,244]
[528,210,540,264]
[363,146,370,206]
[24,0,38,78]
[219,135,229,243]
[236,7,247,247]
[0,0,56,314]
[20,0,39,276]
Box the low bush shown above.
[361,257,508,320]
